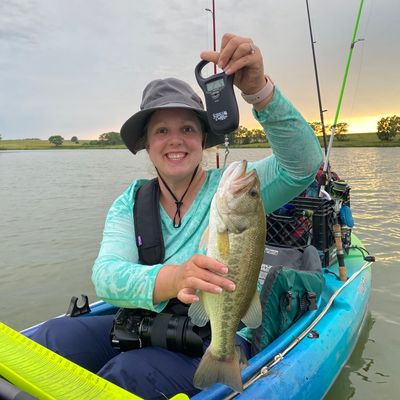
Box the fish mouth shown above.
[228,161,258,195]
[221,160,247,183]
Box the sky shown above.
[0,0,399,140]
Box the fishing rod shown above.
[318,0,365,282]
[319,0,365,196]
[205,0,222,168]
[305,0,328,154]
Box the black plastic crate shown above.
[266,196,336,267]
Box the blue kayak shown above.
[191,234,373,400]
[5,235,371,400]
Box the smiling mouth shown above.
[165,152,187,160]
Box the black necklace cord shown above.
[156,165,199,228]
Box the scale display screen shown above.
[206,78,225,92]
[195,59,239,135]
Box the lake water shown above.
[1,148,399,399]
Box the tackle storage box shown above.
[266,197,337,267]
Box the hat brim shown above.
[120,103,225,154]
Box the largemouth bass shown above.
[188,160,266,392]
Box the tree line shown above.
[48,132,123,146]
[47,128,269,147]
[47,129,268,147]
[45,115,400,147]
[308,115,400,141]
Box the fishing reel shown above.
[330,180,351,202]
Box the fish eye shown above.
[248,188,258,198]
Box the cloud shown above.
[0,0,45,45]
[0,0,399,139]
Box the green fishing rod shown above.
[319,0,365,196]
[319,0,365,282]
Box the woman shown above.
[31,33,323,399]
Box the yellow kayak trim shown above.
[0,322,189,400]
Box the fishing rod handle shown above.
[333,223,347,281]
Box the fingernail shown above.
[221,267,228,274]
[224,67,232,75]
[214,287,223,294]
[228,283,236,291]
[217,61,223,69]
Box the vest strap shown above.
[134,179,165,265]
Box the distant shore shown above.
[1,132,399,150]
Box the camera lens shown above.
[139,316,157,347]
[139,313,204,356]
[181,320,205,356]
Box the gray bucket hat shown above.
[120,77,223,154]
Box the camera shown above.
[110,308,208,357]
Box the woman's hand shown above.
[174,254,236,303]
[200,33,266,96]
[154,255,236,305]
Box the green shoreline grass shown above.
[0,140,126,150]
[1,132,399,150]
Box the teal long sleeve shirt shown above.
[91,87,323,312]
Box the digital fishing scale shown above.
[195,60,239,136]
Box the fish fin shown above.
[241,292,262,329]
[199,227,209,252]
[188,295,209,327]
[193,348,243,393]
[236,344,248,370]
[217,230,230,258]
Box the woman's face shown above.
[146,108,204,183]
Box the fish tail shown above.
[193,347,243,393]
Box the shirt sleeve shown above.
[249,87,323,214]
[91,180,168,312]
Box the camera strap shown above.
[134,178,165,265]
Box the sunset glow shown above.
[345,116,379,133]
[243,114,395,135]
